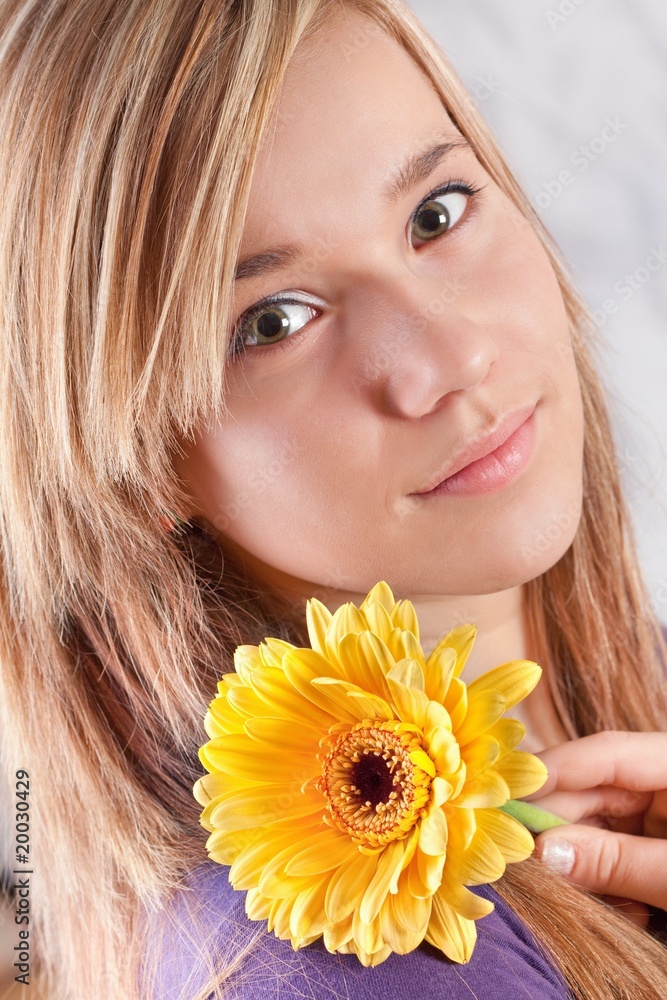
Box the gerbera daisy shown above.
[193,581,548,966]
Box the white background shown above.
[408,0,667,618]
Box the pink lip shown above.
[410,403,538,498]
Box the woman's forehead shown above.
[237,11,463,267]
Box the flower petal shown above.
[305,597,333,658]
[200,734,316,785]
[493,749,549,798]
[359,839,406,924]
[455,691,506,746]
[426,892,477,964]
[208,781,325,832]
[390,598,420,641]
[423,645,457,704]
[418,805,448,855]
[460,734,501,780]
[250,666,335,728]
[425,624,477,680]
[324,851,378,922]
[438,869,495,920]
[465,659,542,710]
[289,875,330,939]
[474,807,536,863]
[446,825,506,886]
[284,829,358,876]
[452,767,511,809]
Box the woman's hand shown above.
[523,731,667,926]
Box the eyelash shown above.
[229,178,485,361]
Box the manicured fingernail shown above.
[539,837,575,875]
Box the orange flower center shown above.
[318,720,432,847]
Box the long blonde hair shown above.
[1,0,666,997]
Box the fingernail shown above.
[539,837,575,875]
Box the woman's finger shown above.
[524,731,667,801]
[534,825,667,910]
[528,786,652,825]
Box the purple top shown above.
[144,622,667,999]
[147,863,570,999]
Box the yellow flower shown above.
[193,581,548,966]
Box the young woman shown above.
[0,1,666,997]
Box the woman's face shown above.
[172,10,584,603]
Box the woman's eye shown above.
[230,298,320,358]
[410,184,475,244]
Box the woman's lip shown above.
[410,403,538,498]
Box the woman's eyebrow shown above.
[234,135,471,283]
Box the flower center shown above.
[318,720,432,847]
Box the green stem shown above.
[498,799,569,833]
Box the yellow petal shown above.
[311,676,394,721]
[387,656,425,691]
[208,781,325,832]
[233,645,263,683]
[281,649,357,722]
[352,905,385,956]
[423,646,457,704]
[359,580,397,618]
[426,624,477,680]
[326,602,367,666]
[284,829,358,876]
[386,673,429,727]
[474,807,536,863]
[444,677,468,731]
[445,805,476,852]
[417,844,446,892]
[418,805,448,855]
[323,912,354,951]
[200,734,316,785]
[336,631,390,695]
[465,659,542,710]
[379,874,432,953]
[486,716,526,751]
[289,875,329,939]
[460,734,501,780]
[305,596,333,658]
[453,767,511,809]
[243,717,323,751]
[390,598,420,642]
[229,827,305,889]
[426,892,477,964]
[493,749,549,798]
[324,851,378,922]
[362,601,395,645]
[429,726,461,775]
[455,691,506,746]
[245,887,272,921]
[408,748,436,777]
[250,666,334,728]
[260,637,297,668]
[438,869,495,920]
[205,826,261,865]
[446,826,506,886]
[359,839,406,925]
[356,631,397,687]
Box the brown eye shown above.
[231,299,319,357]
[411,189,469,243]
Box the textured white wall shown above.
[407,0,667,617]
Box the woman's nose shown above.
[343,269,500,419]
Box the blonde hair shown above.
[1,0,666,997]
